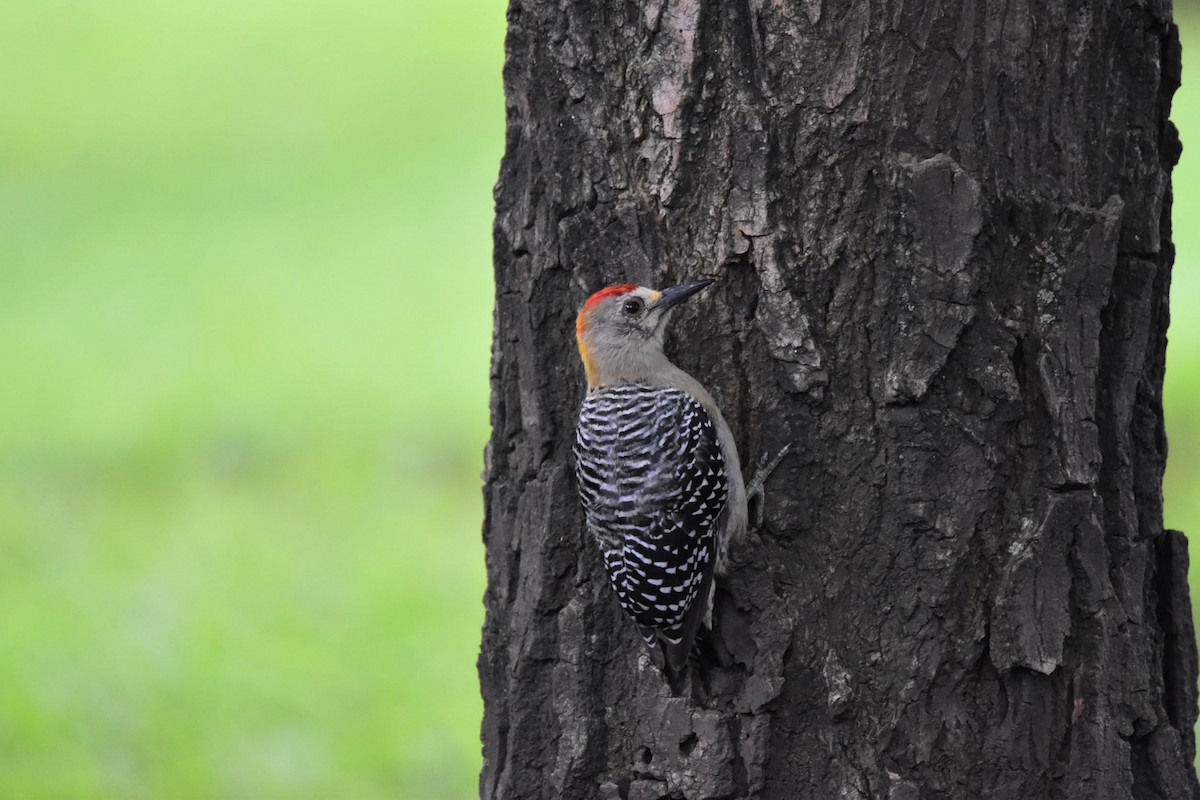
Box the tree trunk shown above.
[480,1,1197,797]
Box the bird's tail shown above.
[643,565,717,689]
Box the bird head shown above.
[575,279,715,388]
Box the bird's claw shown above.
[747,443,791,528]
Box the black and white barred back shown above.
[574,383,729,650]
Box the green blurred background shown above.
[0,2,1197,798]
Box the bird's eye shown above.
[622,298,644,315]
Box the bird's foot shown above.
[747,443,791,528]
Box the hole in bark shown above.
[639,746,653,765]
[678,732,698,756]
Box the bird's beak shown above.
[653,279,716,313]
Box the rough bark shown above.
[480,1,1196,798]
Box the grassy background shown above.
[1168,5,1200,547]
[0,2,1197,798]
[0,1,500,798]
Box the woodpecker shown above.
[573,279,747,678]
